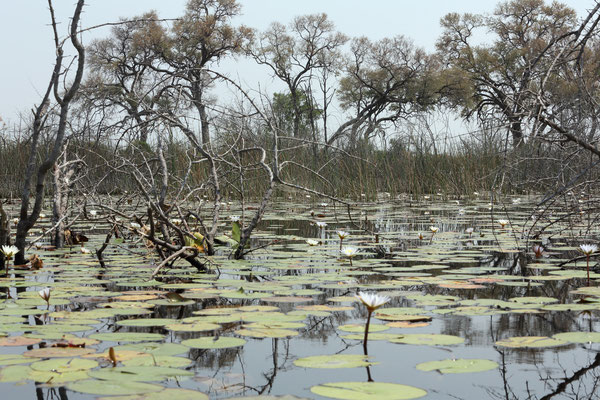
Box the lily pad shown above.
[552,332,600,343]
[495,336,568,348]
[294,354,376,369]
[310,381,426,400]
[416,358,498,374]
[97,388,209,400]
[68,379,164,395]
[181,336,247,349]
[390,334,464,346]
[89,332,164,342]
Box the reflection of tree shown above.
[35,385,69,400]
[240,338,292,396]
[489,349,600,400]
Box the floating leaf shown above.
[0,336,41,347]
[495,336,568,348]
[552,332,600,343]
[68,379,164,395]
[30,357,98,372]
[97,388,209,400]
[390,334,464,346]
[294,354,376,369]
[89,365,194,381]
[235,328,299,338]
[310,381,426,400]
[89,332,164,342]
[181,336,247,349]
[416,358,498,374]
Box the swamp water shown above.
[0,196,599,399]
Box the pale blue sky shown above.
[0,0,596,124]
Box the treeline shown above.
[5,0,598,199]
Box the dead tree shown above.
[14,0,86,265]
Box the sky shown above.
[0,0,597,124]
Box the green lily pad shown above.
[338,324,389,333]
[29,369,89,385]
[416,358,498,374]
[552,332,600,343]
[89,365,194,381]
[165,322,220,332]
[235,328,299,338]
[89,332,164,342]
[117,318,175,327]
[97,388,209,400]
[0,365,33,382]
[116,342,188,356]
[68,379,164,395]
[389,334,464,346]
[310,381,427,399]
[31,357,98,372]
[0,354,40,366]
[294,354,376,369]
[495,336,568,348]
[181,336,247,349]
[121,355,192,368]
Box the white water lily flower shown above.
[429,226,439,233]
[171,218,183,225]
[38,288,51,303]
[337,230,349,240]
[466,227,474,236]
[230,216,240,222]
[130,222,141,230]
[320,203,328,207]
[580,244,598,256]
[12,218,19,225]
[1,245,19,259]
[355,291,391,312]
[497,219,509,227]
[341,246,359,258]
[39,213,47,219]
[80,247,91,254]
[306,239,319,246]
[89,210,97,216]
[315,221,327,228]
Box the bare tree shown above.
[14,0,86,266]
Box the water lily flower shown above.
[12,218,19,225]
[38,287,51,306]
[1,245,19,275]
[418,232,424,240]
[580,244,597,255]
[355,291,391,313]
[497,219,509,228]
[230,216,240,222]
[355,291,391,356]
[429,226,439,233]
[171,218,183,225]
[580,244,597,286]
[342,246,359,266]
[39,213,47,219]
[1,245,19,259]
[466,227,474,237]
[80,247,91,254]
[337,230,349,250]
[532,244,545,258]
[337,230,349,240]
[320,203,328,207]
[130,222,141,230]
[315,221,327,228]
[89,210,97,216]
[306,239,319,246]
